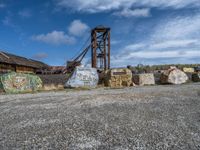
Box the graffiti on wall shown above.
[0,72,42,93]
[65,67,98,88]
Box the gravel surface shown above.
[0,83,200,149]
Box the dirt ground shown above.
[0,83,200,150]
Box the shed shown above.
[0,51,48,74]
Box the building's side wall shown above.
[16,66,35,74]
[0,63,15,73]
[0,63,35,74]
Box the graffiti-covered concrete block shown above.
[0,72,42,94]
[65,67,99,88]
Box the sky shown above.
[0,0,200,67]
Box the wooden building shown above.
[0,51,48,74]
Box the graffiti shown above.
[12,76,27,88]
[65,67,98,88]
[0,72,43,94]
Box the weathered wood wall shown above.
[0,64,15,73]
[16,66,35,74]
[0,63,35,74]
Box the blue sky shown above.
[0,0,200,67]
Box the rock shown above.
[105,68,133,87]
[185,72,193,82]
[65,67,99,88]
[154,73,162,84]
[192,73,200,82]
[0,72,42,94]
[133,73,155,86]
[183,67,195,73]
[160,67,188,84]
[98,71,106,85]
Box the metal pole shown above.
[107,30,110,69]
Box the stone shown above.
[105,68,133,87]
[160,67,188,84]
[183,67,195,73]
[133,73,155,86]
[65,66,99,88]
[0,72,42,94]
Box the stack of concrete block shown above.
[105,68,133,87]
[192,73,200,82]
[133,73,155,86]
[160,67,188,84]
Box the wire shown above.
[70,34,91,60]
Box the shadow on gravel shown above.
[198,90,200,96]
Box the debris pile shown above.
[133,73,155,86]
[0,72,42,94]
[65,66,98,88]
[192,73,200,82]
[160,67,188,84]
[105,68,132,87]
[38,74,68,91]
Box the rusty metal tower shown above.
[91,26,110,71]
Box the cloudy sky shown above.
[0,0,200,67]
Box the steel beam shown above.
[91,26,110,71]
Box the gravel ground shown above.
[0,83,200,150]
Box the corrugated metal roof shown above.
[0,51,49,69]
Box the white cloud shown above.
[55,0,200,13]
[32,19,88,45]
[33,53,48,60]
[111,50,200,67]
[32,30,75,45]
[2,16,15,27]
[112,14,200,66]
[56,0,125,13]
[68,20,89,36]
[117,50,200,59]
[135,0,200,9]
[2,16,11,26]
[152,15,200,40]
[125,43,146,51]
[113,39,200,66]
[111,40,121,45]
[150,39,199,49]
[113,8,150,17]
[0,3,6,8]
[18,9,32,18]
[123,39,199,51]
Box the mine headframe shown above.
[66,26,111,73]
[66,45,90,73]
[91,26,110,71]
